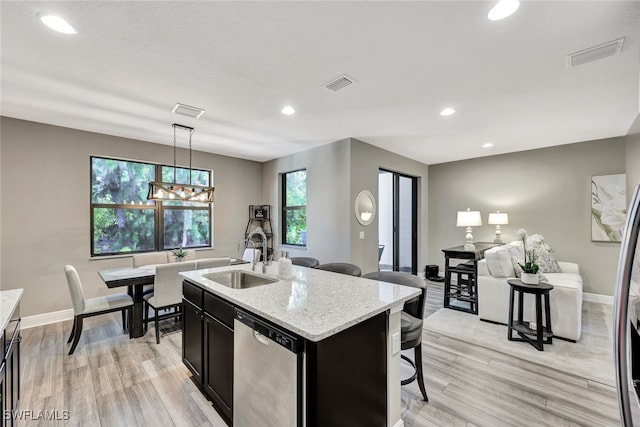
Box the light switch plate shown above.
[359,231,365,239]
[392,332,400,355]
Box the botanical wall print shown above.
[591,173,626,242]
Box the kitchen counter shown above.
[1,288,23,332]
[180,262,420,341]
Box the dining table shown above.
[98,258,245,338]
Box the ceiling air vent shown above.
[172,103,205,119]
[323,75,355,92]
[567,38,625,67]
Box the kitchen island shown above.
[180,263,420,427]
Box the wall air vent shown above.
[567,38,625,67]
[323,75,356,92]
[172,103,205,119]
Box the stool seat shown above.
[400,312,423,345]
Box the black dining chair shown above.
[362,271,428,401]
[316,262,362,277]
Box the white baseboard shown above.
[21,308,74,329]
[583,292,614,305]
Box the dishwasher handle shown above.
[235,309,303,353]
[253,330,270,345]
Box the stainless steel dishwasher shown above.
[234,309,304,426]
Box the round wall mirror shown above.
[355,190,376,226]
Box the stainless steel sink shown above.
[203,270,278,289]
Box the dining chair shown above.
[132,252,168,267]
[144,260,197,344]
[196,257,231,269]
[64,265,134,355]
[316,262,362,277]
[362,271,429,401]
[290,257,320,268]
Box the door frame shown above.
[380,169,418,275]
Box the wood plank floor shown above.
[17,282,620,426]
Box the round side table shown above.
[506,278,554,351]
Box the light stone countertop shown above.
[1,288,23,332]
[180,263,420,342]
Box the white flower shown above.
[517,228,528,240]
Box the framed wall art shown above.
[591,173,626,242]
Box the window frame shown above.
[90,155,213,257]
[281,168,307,247]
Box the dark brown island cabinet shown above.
[182,280,388,427]
[1,295,21,427]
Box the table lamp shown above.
[457,208,482,250]
[488,211,509,244]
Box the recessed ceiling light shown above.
[488,0,520,21]
[482,143,494,148]
[39,14,77,34]
[440,107,456,116]
[281,106,296,116]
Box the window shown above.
[91,156,212,256]
[282,169,307,246]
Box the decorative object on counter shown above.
[515,229,539,284]
[172,247,187,262]
[64,265,133,355]
[147,123,214,203]
[354,190,376,226]
[488,211,509,243]
[278,251,294,279]
[456,208,482,250]
[591,173,626,242]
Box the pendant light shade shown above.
[147,123,215,203]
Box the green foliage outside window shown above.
[91,157,212,256]
[282,170,307,246]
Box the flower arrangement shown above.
[172,247,187,260]
[517,228,539,274]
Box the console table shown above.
[442,243,499,314]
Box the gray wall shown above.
[262,138,429,275]
[627,113,640,199]
[262,140,351,264]
[349,139,429,275]
[428,137,626,296]
[0,117,262,316]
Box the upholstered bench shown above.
[477,242,583,341]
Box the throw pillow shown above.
[536,251,562,273]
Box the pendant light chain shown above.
[189,128,193,186]
[173,124,177,184]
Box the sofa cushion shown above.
[544,272,583,290]
[485,246,515,277]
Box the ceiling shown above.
[1,1,640,165]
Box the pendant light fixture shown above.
[147,123,214,203]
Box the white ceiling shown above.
[1,1,640,164]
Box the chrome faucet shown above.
[246,227,269,273]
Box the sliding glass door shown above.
[378,170,417,274]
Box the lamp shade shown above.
[456,209,482,227]
[488,212,509,225]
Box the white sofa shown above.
[477,242,583,341]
